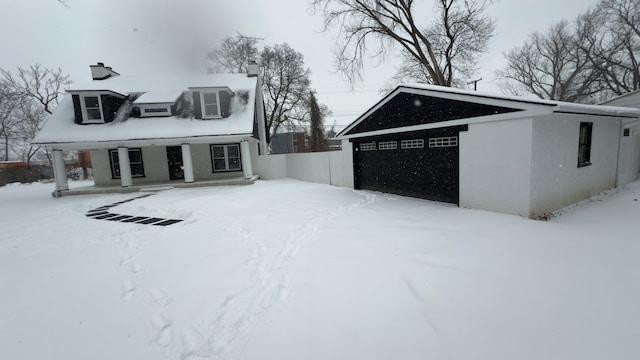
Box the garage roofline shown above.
[337,84,640,139]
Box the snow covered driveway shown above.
[1,179,639,360]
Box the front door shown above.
[166,146,184,180]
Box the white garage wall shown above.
[529,114,620,217]
[616,126,640,186]
[459,118,533,217]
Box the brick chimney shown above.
[90,62,120,80]
[247,60,259,77]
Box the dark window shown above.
[623,128,630,137]
[578,122,593,167]
[143,107,170,113]
[211,144,241,172]
[109,148,145,178]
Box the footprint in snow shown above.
[149,288,172,306]
[119,253,131,267]
[151,313,173,349]
[278,275,291,301]
[121,280,137,301]
[130,264,143,275]
[180,328,213,359]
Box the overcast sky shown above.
[1,0,601,128]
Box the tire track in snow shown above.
[182,190,381,359]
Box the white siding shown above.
[617,126,640,186]
[603,91,640,108]
[255,143,354,188]
[459,118,533,216]
[529,114,620,217]
[286,152,331,184]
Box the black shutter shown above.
[193,91,202,119]
[72,95,84,124]
[220,91,231,117]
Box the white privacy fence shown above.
[256,147,354,188]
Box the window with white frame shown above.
[201,92,220,118]
[428,136,458,148]
[360,142,376,151]
[378,141,397,150]
[108,148,145,178]
[141,106,171,117]
[401,139,424,149]
[81,94,103,123]
[211,144,241,172]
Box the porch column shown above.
[240,140,253,179]
[117,147,133,187]
[181,143,194,183]
[52,149,68,192]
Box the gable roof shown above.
[33,73,259,147]
[338,84,640,139]
[600,89,640,108]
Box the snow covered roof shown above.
[400,84,640,117]
[34,73,259,146]
[337,84,640,138]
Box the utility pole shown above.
[467,77,482,91]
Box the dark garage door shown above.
[353,127,462,204]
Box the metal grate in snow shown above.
[85,194,183,226]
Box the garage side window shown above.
[360,142,376,151]
[578,122,593,167]
[378,141,397,150]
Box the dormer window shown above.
[189,86,232,120]
[81,94,104,123]
[70,90,125,125]
[201,91,221,119]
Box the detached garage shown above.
[337,84,640,218]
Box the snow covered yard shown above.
[1,179,639,360]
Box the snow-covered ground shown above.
[1,179,639,360]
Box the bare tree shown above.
[206,33,262,74]
[1,64,71,115]
[1,64,71,165]
[311,0,495,86]
[585,0,640,96]
[0,84,19,161]
[260,44,314,137]
[208,37,326,139]
[11,99,48,167]
[499,0,640,102]
[497,20,602,102]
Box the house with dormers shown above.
[33,63,268,195]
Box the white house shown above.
[33,63,268,196]
[336,84,640,218]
